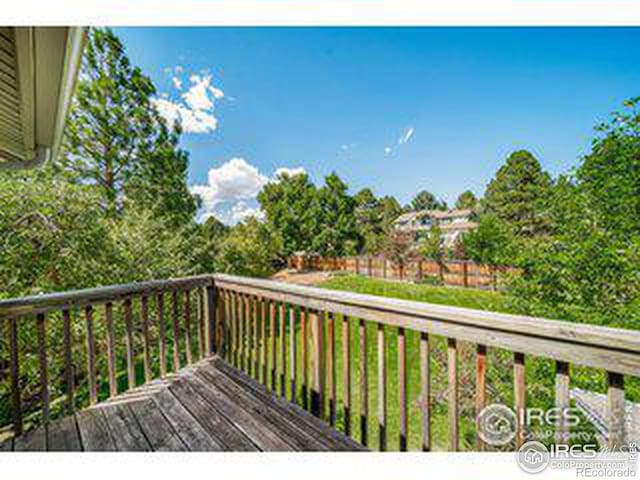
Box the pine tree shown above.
[59,28,196,224]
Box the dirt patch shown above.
[271,269,338,286]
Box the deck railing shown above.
[1,273,639,451]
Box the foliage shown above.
[408,190,447,211]
[462,214,514,268]
[354,188,402,254]
[482,150,552,236]
[383,231,417,271]
[58,27,196,225]
[216,217,282,278]
[455,190,477,210]
[417,225,446,277]
[190,215,230,274]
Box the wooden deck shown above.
[0,357,365,452]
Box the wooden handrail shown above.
[212,274,640,376]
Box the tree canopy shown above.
[409,190,447,211]
[455,190,478,210]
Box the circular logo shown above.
[517,441,550,474]
[477,403,517,446]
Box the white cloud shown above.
[154,68,225,134]
[384,146,392,155]
[274,166,306,179]
[398,126,415,145]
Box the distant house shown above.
[393,208,478,247]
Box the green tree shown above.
[409,190,447,211]
[311,173,361,256]
[483,150,552,236]
[58,27,196,224]
[257,171,317,257]
[418,225,445,280]
[455,190,478,210]
[354,188,402,254]
[216,217,282,277]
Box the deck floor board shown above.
[0,356,366,452]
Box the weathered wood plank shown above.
[359,318,368,446]
[0,438,12,451]
[8,316,22,436]
[195,362,329,451]
[123,298,136,390]
[128,397,187,452]
[607,372,626,450]
[398,326,407,451]
[514,352,526,449]
[62,309,75,413]
[327,312,336,426]
[448,338,458,451]
[183,290,193,365]
[37,313,49,426]
[13,426,47,451]
[86,308,98,405]
[197,288,205,358]
[342,315,351,436]
[377,323,386,451]
[310,309,325,418]
[205,284,216,355]
[213,275,640,376]
[140,295,152,383]
[555,361,570,445]
[154,387,223,451]
[47,414,82,451]
[270,299,277,391]
[261,297,268,384]
[420,332,431,451]
[253,296,260,378]
[105,302,117,397]
[76,408,117,451]
[212,358,365,451]
[168,376,257,451]
[102,403,151,451]
[475,344,487,450]
[184,371,292,450]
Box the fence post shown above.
[417,260,423,281]
[206,280,217,355]
[463,261,469,288]
[368,256,373,277]
[355,257,360,275]
[383,258,387,278]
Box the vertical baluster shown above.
[377,323,386,451]
[261,298,268,384]
[85,305,98,405]
[279,302,287,396]
[555,361,570,445]
[239,293,246,372]
[514,352,526,449]
[141,296,152,383]
[183,290,193,365]
[224,291,233,361]
[475,344,487,450]
[36,313,49,430]
[270,299,277,391]
[327,312,336,426]
[157,292,167,377]
[123,298,135,390]
[254,296,260,377]
[359,318,368,446]
[310,309,325,418]
[9,317,22,435]
[62,309,74,413]
[607,372,626,450]
[448,338,458,451]
[205,283,217,356]
[289,304,297,402]
[398,326,407,451]
[105,302,117,397]
[197,288,205,358]
[342,315,351,437]
[230,291,238,366]
[301,306,309,409]
[420,332,431,451]
[243,294,251,375]
[171,290,181,371]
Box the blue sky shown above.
[116,27,640,224]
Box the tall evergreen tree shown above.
[59,28,196,224]
[455,190,478,210]
[409,190,447,211]
[483,150,552,236]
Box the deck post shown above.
[206,280,217,355]
[310,309,325,418]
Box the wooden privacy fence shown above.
[1,273,639,451]
[289,255,518,289]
